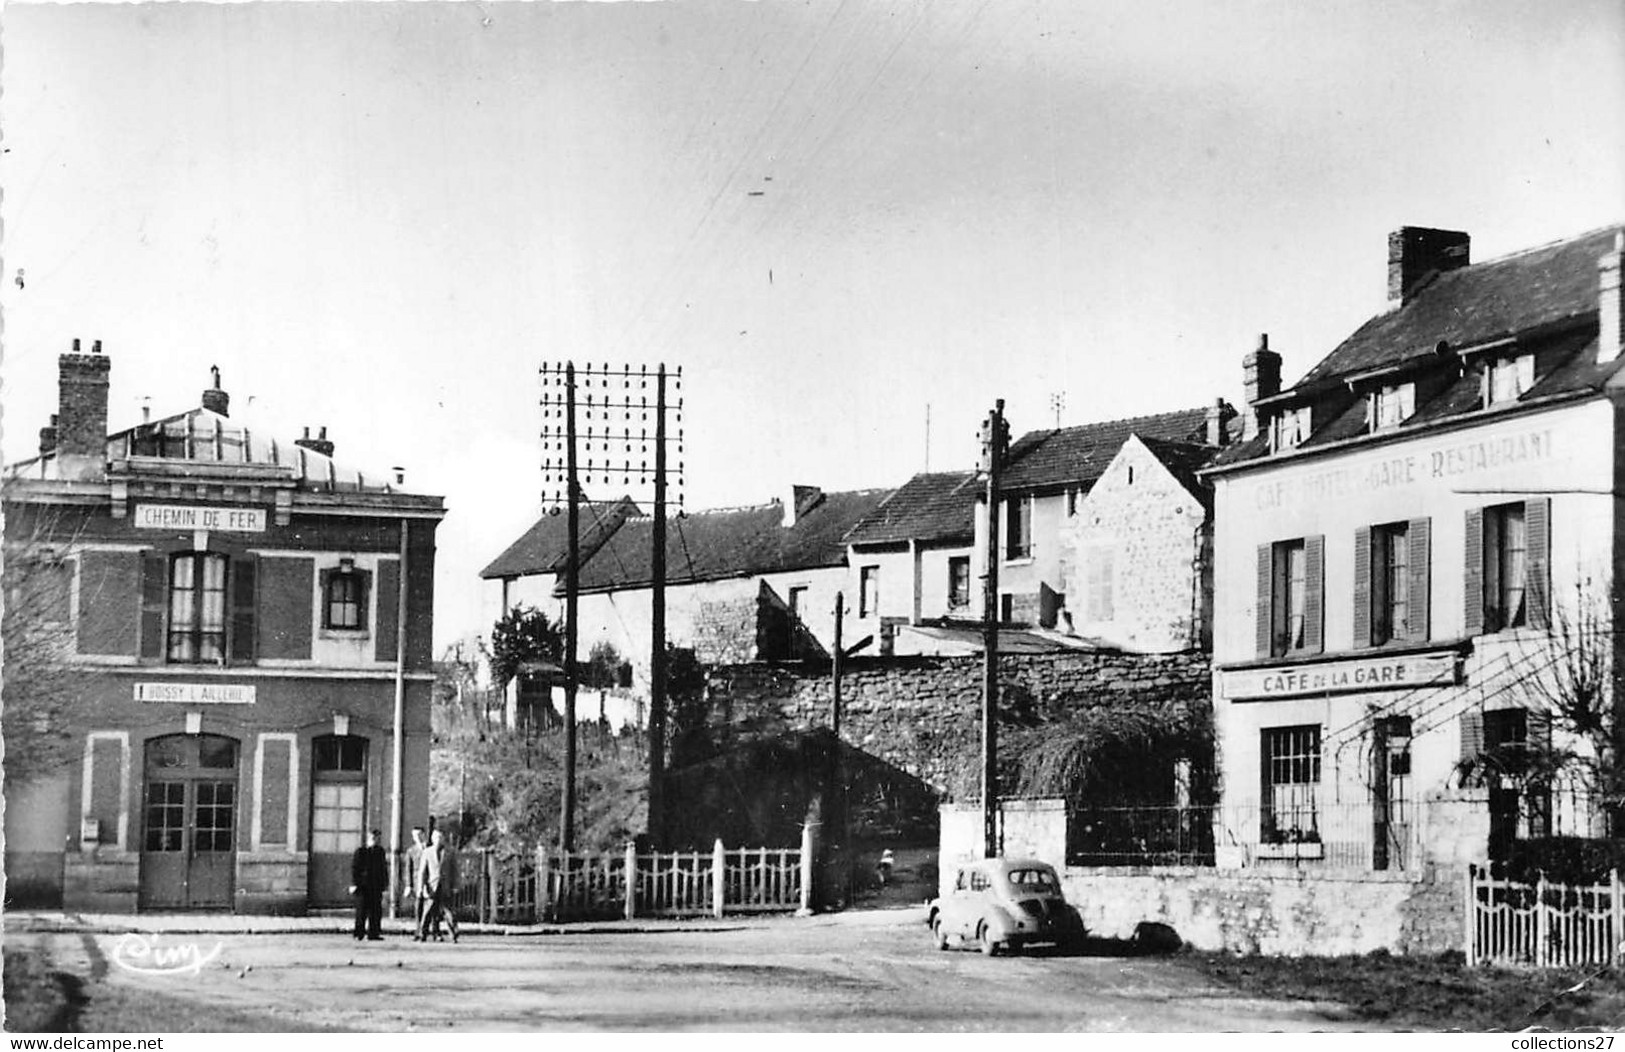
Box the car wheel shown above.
[979,924,1000,957]
[931,917,949,951]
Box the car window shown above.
[955,869,969,891]
[1007,868,1058,890]
[969,870,990,892]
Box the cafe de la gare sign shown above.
[1223,651,1460,701]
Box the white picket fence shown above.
[1467,864,1623,967]
[400,828,811,924]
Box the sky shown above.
[2,0,1622,652]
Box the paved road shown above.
[10,913,1371,1032]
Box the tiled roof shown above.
[1211,223,1625,471]
[8,406,424,497]
[1298,225,1623,386]
[573,488,892,593]
[479,498,640,579]
[1000,407,1215,493]
[844,471,978,547]
[1136,436,1219,503]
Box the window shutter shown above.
[1524,497,1551,631]
[357,570,372,632]
[1527,707,1554,751]
[375,559,401,663]
[1303,534,1325,655]
[1460,708,1485,762]
[140,552,167,659]
[318,567,334,630]
[1256,544,1273,657]
[230,555,257,663]
[1352,526,1372,649]
[1407,517,1431,642]
[1463,508,1484,636]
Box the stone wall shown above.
[703,649,1211,799]
[941,799,1467,956]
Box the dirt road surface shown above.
[9,911,1375,1032]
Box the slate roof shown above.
[479,497,640,579]
[999,407,1217,494]
[844,470,978,547]
[8,406,428,498]
[1210,223,1625,471]
[572,488,892,593]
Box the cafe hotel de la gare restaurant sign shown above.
[1222,651,1462,702]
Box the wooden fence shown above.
[393,826,811,925]
[1467,864,1623,967]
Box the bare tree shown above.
[2,495,85,788]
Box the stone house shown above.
[3,343,443,912]
[1203,222,1625,872]
[979,404,1234,634]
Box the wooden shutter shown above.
[230,554,257,663]
[1303,535,1325,655]
[139,551,168,659]
[1256,544,1273,657]
[1352,525,1372,649]
[375,559,401,663]
[1527,707,1554,752]
[1460,708,1485,762]
[1463,507,1484,636]
[1524,497,1550,630]
[1407,517,1431,642]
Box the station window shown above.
[168,552,229,663]
[322,562,370,632]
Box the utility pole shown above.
[540,361,684,851]
[561,363,580,851]
[649,364,669,847]
[831,592,844,738]
[980,400,1008,859]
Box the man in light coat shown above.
[415,829,460,943]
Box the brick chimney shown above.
[781,484,823,527]
[201,364,230,416]
[1204,398,1233,447]
[57,338,111,480]
[38,414,59,456]
[1387,226,1470,309]
[1241,334,1281,441]
[295,426,335,458]
[1598,229,1624,366]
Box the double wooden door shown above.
[139,734,238,910]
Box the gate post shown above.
[1612,869,1622,966]
[478,848,491,925]
[797,822,815,916]
[1464,864,1477,966]
[712,839,726,918]
[536,844,551,923]
[1536,871,1551,968]
[624,840,638,921]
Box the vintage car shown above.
[927,857,1086,956]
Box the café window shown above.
[1372,523,1409,644]
[1484,503,1527,630]
[1370,383,1414,432]
[1270,405,1312,453]
[1259,537,1323,658]
[1262,724,1321,844]
[168,552,229,663]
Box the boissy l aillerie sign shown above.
[135,683,256,705]
[1223,652,1459,701]
[134,504,266,532]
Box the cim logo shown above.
[111,932,223,976]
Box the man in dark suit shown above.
[350,828,388,941]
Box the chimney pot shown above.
[1599,229,1625,366]
[1242,334,1283,442]
[1387,226,1470,309]
[92,339,102,354]
[393,466,406,485]
[72,338,81,352]
[1204,398,1232,447]
[295,425,335,459]
[200,366,230,416]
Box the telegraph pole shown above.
[831,592,844,738]
[649,364,669,847]
[561,363,580,851]
[981,400,1008,859]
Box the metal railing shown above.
[1066,801,1423,870]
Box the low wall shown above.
[1062,864,1463,956]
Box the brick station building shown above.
[3,343,443,912]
